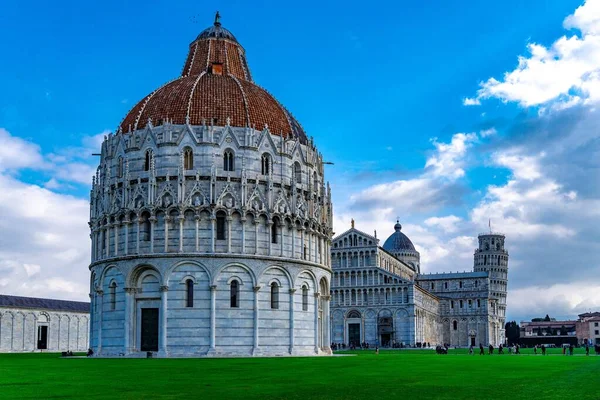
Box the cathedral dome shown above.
[118,13,307,143]
[382,220,416,252]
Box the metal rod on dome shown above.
[322,161,334,165]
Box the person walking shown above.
[515,344,520,355]
[534,345,537,355]
[469,345,474,355]
[479,343,485,355]
[563,345,566,355]
[585,343,590,356]
[569,344,574,356]
[488,344,494,355]
[542,344,546,356]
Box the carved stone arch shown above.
[216,181,240,209]
[295,269,317,290]
[378,308,393,318]
[164,260,211,286]
[185,180,209,207]
[226,276,245,285]
[99,264,125,288]
[394,308,409,318]
[127,263,163,288]
[332,309,344,320]
[346,309,361,318]
[260,265,293,289]
[212,262,257,287]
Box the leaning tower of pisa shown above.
[473,232,508,344]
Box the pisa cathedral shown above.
[330,221,508,348]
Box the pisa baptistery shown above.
[88,13,333,357]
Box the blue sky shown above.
[1,0,599,322]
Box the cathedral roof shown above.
[382,220,416,252]
[0,294,89,313]
[118,13,307,143]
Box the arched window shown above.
[459,281,463,288]
[484,255,487,265]
[216,211,226,240]
[460,300,464,308]
[185,279,194,308]
[271,218,279,244]
[144,150,153,171]
[270,282,279,309]
[183,147,193,170]
[230,280,239,308]
[451,300,455,309]
[223,149,234,171]
[477,299,481,308]
[109,282,117,311]
[294,162,302,183]
[453,320,458,331]
[117,156,123,178]
[313,171,318,192]
[261,153,271,175]
[302,285,308,311]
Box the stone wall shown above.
[0,308,89,352]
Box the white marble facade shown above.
[330,223,508,348]
[0,296,89,353]
[89,123,333,357]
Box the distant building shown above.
[519,320,578,346]
[329,220,508,347]
[0,295,90,353]
[576,312,600,345]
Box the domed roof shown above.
[196,14,238,42]
[382,220,416,252]
[118,13,307,143]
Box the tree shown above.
[505,321,520,345]
[544,314,551,321]
[560,325,568,336]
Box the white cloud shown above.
[471,0,600,109]
[463,97,481,106]
[0,128,47,171]
[0,172,91,300]
[424,215,462,233]
[425,133,478,180]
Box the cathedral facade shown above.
[88,15,333,357]
[330,221,507,347]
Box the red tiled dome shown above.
[119,14,306,143]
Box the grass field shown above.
[1,348,599,399]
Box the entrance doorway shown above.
[141,308,159,351]
[37,326,48,350]
[348,323,361,346]
[470,337,476,347]
[381,334,391,347]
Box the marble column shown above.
[209,285,216,351]
[164,216,170,253]
[179,216,184,252]
[96,290,104,355]
[124,221,130,255]
[254,221,259,254]
[149,216,156,253]
[210,217,216,253]
[314,292,320,353]
[195,216,200,252]
[159,285,168,355]
[113,223,119,256]
[241,218,246,254]
[227,216,232,253]
[289,288,296,354]
[253,285,261,355]
[267,221,273,256]
[136,217,141,254]
[123,287,135,353]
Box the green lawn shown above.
[1,349,598,399]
